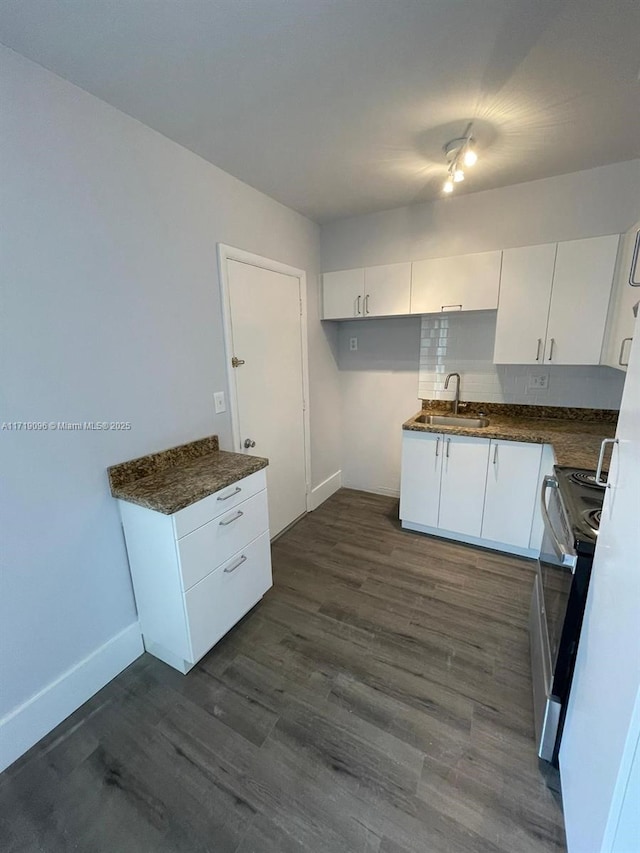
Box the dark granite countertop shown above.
[108,435,268,514]
[403,403,617,470]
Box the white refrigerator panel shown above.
[560,312,640,853]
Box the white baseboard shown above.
[342,484,401,499]
[308,470,342,511]
[401,521,539,560]
[0,622,143,773]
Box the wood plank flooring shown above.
[0,489,566,852]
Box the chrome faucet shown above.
[444,372,461,414]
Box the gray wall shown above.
[0,47,340,727]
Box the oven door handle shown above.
[540,475,573,566]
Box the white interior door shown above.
[226,259,307,537]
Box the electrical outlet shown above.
[349,337,358,351]
[213,391,226,414]
[528,374,549,391]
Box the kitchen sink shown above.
[415,414,490,428]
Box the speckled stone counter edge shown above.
[404,402,617,469]
[108,435,269,514]
[420,400,619,422]
[108,435,220,490]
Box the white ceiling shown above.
[1,0,639,223]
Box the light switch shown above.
[214,391,226,414]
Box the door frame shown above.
[217,243,311,511]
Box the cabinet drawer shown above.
[173,469,266,539]
[177,489,269,590]
[185,531,272,663]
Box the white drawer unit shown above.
[118,470,272,673]
[177,490,269,590]
[185,532,272,662]
[173,469,266,538]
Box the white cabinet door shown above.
[322,268,365,319]
[399,431,442,527]
[411,251,502,314]
[493,243,557,364]
[602,223,640,371]
[438,435,490,537]
[545,234,619,365]
[364,262,411,317]
[481,440,542,548]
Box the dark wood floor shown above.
[0,489,566,853]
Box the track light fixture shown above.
[442,124,477,194]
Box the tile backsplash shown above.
[418,312,624,409]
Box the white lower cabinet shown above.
[399,430,442,527]
[438,435,490,537]
[481,440,543,549]
[400,431,544,556]
[118,469,272,673]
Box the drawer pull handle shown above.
[217,486,241,501]
[220,510,244,526]
[224,554,247,573]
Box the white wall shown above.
[337,318,421,496]
[323,160,640,496]
[0,46,340,766]
[321,160,640,270]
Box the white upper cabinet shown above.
[322,263,411,319]
[602,222,640,372]
[322,268,365,319]
[411,250,502,314]
[493,243,557,364]
[364,262,411,317]
[494,234,619,365]
[545,235,619,365]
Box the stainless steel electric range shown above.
[530,465,605,769]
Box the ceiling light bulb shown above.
[453,169,465,182]
[463,147,477,167]
[443,178,454,193]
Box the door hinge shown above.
[231,356,245,368]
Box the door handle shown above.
[629,229,640,286]
[619,337,632,366]
[547,338,555,361]
[595,438,618,487]
[356,295,362,315]
[220,510,244,527]
[441,304,462,312]
[243,438,256,448]
[535,338,542,362]
[493,444,498,465]
[446,437,451,458]
[364,294,370,315]
[540,476,572,564]
[435,436,440,456]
